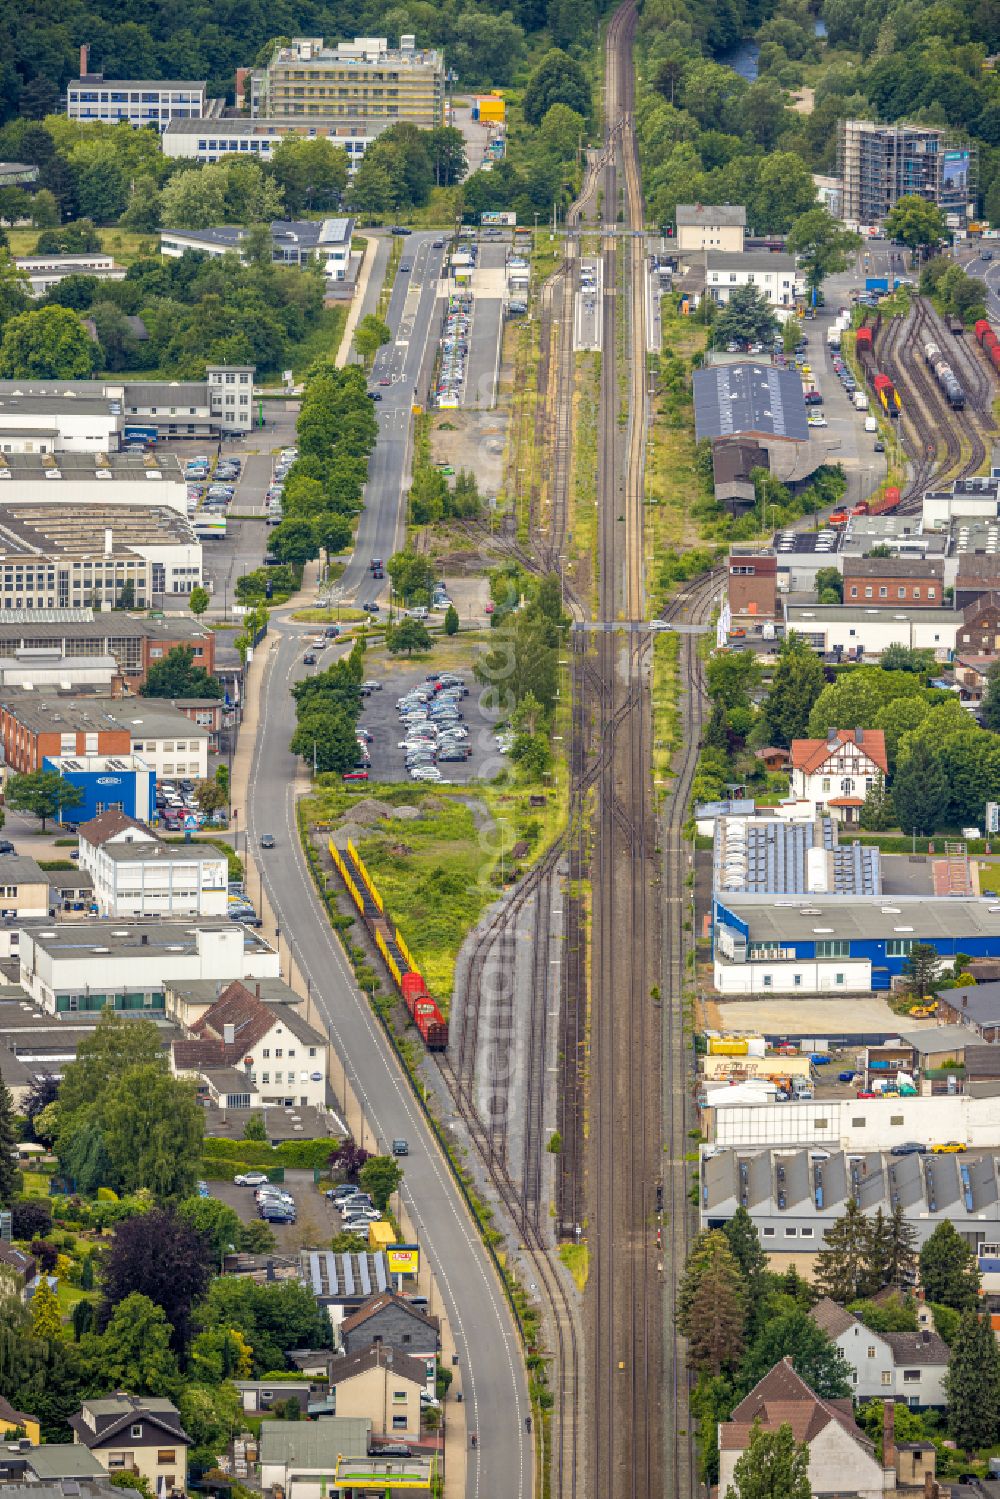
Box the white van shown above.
[864,415,878,433]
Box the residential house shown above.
[76,809,227,918]
[704,250,803,310]
[327,1345,427,1439]
[0,1245,36,1301]
[69,1395,191,1493]
[675,203,746,254]
[0,1395,39,1443]
[232,1381,312,1416]
[809,1298,949,1407]
[258,1418,372,1499]
[789,727,889,825]
[936,980,1000,1040]
[171,978,328,1108]
[340,1292,440,1392]
[0,858,52,920]
[754,746,791,772]
[842,557,944,607]
[0,1443,108,1483]
[718,1358,892,1498]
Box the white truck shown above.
[864,415,878,433]
[854,390,869,411]
[827,327,841,350]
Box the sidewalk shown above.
[336,236,379,368]
[227,579,468,1499]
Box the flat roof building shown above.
[160,217,354,282]
[0,610,215,690]
[250,36,445,129]
[0,367,254,446]
[162,116,383,173]
[714,815,882,898]
[0,451,187,511]
[14,254,126,300]
[67,49,209,132]
[839,117,975,230]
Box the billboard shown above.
[386,1244,420,1275]
[481,211,516,226]
[942,150,971,196]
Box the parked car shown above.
[890,1142,927,1156]
[234,1171,270,1187]
[343,769,369,781]
[931,1141,967,1153]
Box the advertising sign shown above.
[386,1244,420,1275]
[942,150,971,196]
[481,211,516,226]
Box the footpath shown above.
[226,576,468,1499]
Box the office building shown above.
[19,920,279,1015]
[14,254,125,300]
[160,217,354,281]
[162,116,380,173]
[250,36,445,128]
[67,48,209,131]
[0,367,255,448]
[42,751,155,824]
[839,118,976,229]
[0,611,215,691]
[0,694,209,778]
[704,251,803,310]
[785,602,961,661]
[0,505,201,608]
[77,810,227,918]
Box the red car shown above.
[856,1090,878,1099]
[343,769,369,782]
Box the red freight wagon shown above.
[992,346,1000,371]
[869,486,901,515]
[856,326,873,351]
[986,331,999,352]
[976,319,993,344]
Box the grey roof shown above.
[164,115,378,137]
[164,217,352,251]
[882,1330,950,1366]
[693,363,809,444]
[298,1248,392,1301]
[25,919,273,960]
[809,1296,856,1339]
[0,694,208,739]
[714,815,881,897]
[125,381,209,404]
[17,1448,107,1480]
[706,250,795,272]
[0,856,48,885]
[103,840,224,866]
[72,77,206,90]
[936,981,1000,1025]
[895,1025,978,1055]
[843,556,944,579]
[258,1417,371,1469]
[787,603,960,625]
[676,203,746,227]
[0,504,195,556]
[715,894,1000,946]
[0,453,182,482]
[166,976,302,1006]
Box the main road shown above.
[240,235,531,1499]
[337,232,446,600]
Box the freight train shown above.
[872,372,900,417]
[854,325,901,417]
[974,318,1000,375]
[924,340,966,409]
[329,837,449,1051]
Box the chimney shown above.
[266,1257,275,1282]
[882,1399,895,1471]
[922,1328,930,1342]
[255,982,261,998]
[223,1022,235,1045]
[924,1474,938,1499]
[855,725,864,745]
[80,44,90,77]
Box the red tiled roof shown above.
[77,808,152,848]
[720,1358,875,1455]
[790,728,888,776]
[828,797,864,807]
[173,980,275,1069]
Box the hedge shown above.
[201,1136,339,1170]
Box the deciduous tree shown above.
[0,1071,17,1205]
[141,646,222,700]
[358,1154,404,1211]
[761,634,826,747]
[946,1309,1000,1452]
[884,195,947,252]
[786,208,861,295]
[0,304,96,378]
[6,771,83,831]
[891,741,948,837]
[739,1310,852,1399]
[724,1420,812,1499]
[919,1221,981,1311]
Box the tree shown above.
[331,1138,370,1182]
[243,1111,267,1142]
[189,585,210,616]
[706,651,763,711]
[890,741,948,837]
[196,1277,331,1374]
[58,1011,162,1117]
[141,646,222,700]
[269,518,319,567]
[102,1209,214,1353]
[268,136,348,214]
[884,195,947,253]
[740,1310,852,1399]
[523,48,592,125]
[868,1205,917,1292]
[6,770,83,830]
[761,635,826,747]
[903,942,941,999]
[177,1382,243,1464]
[678,1231,747,1375]
[426,126,467,187]
[0,1071,16,1206]
[982,658,1000,732]
[354,314,392,363]
[786,208,861,296]
[193,778,227,817]
[189,1326,253,1383]
[919,1221,981,1312]
[98,1064,203,1201]
[814,1200,878,1302]
[23,1073,59,1145]
[176,1197,242,1261]
[0,304,96,378]
[807,665,928,738]
[723,1207,769,1336]
[29,1278,62,1342]
[290,708,361,774]
[724,1420,812,1499]
[387,550,436,604]
[814,566,843,604]
[36,221,101,255]
[713,285,779,350]
[444,604,459,636]
[94,1292,181,1397]
[859,774,895,832]
[946,1309,1000,1453]
[388,618,432,655]
[358,1155,404,1211]
[848,1294,918,1333]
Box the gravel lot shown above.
[353,665,509,785]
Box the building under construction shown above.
[839,118,976,229]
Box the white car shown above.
[234,1170,270,1187]
[807,415,828,428]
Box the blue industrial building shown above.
[713,894,1000,995]
[43,753,154,825]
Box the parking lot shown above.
[210,1168,347,1250]
[353,664,510,785]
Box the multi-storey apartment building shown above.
[250,36,444,128]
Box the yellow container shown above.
[476,96,505,123]
[708,1036,750,1056]
[369,1220,396,1251]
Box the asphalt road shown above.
[964,248,1000,320]
[244,617,531,1499]
[337,234,446,603]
